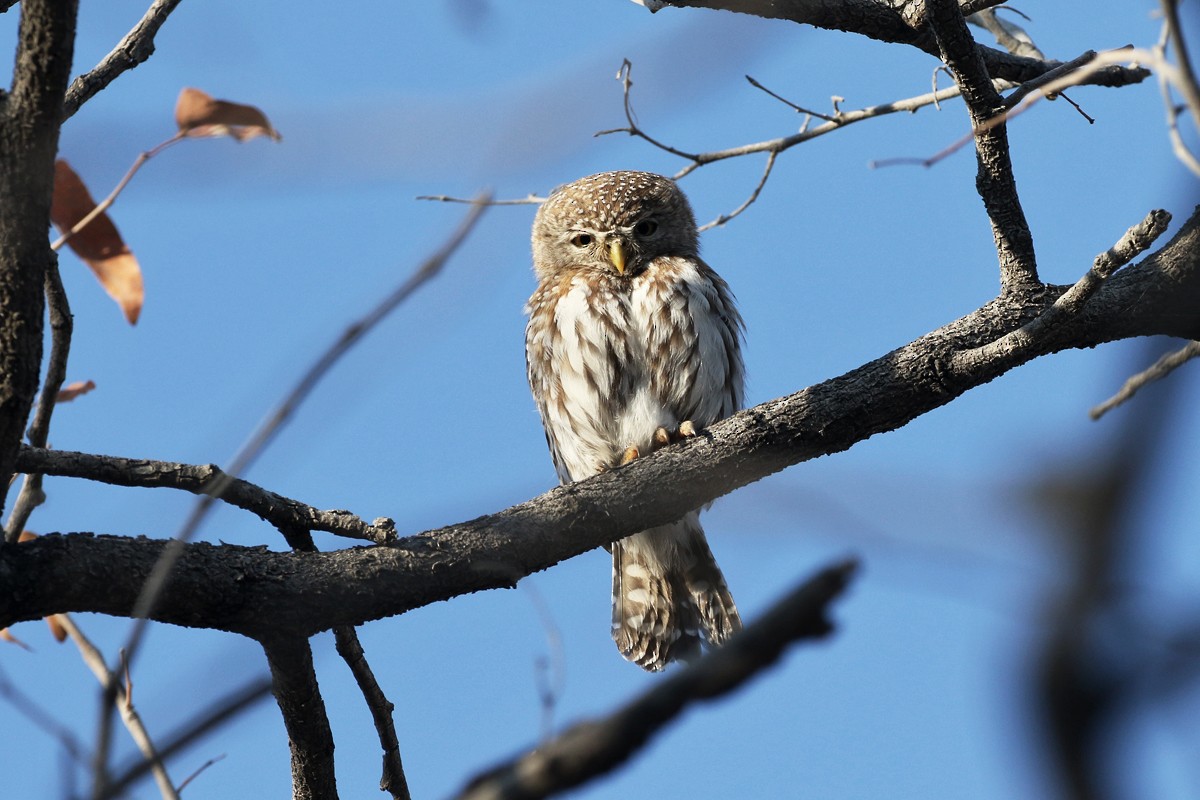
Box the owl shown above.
[525,171,745,671]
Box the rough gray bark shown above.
[0,0,78,517]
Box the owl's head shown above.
[531,171,698,281]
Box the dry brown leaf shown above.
[175,87,282,142]
[45,615,68,643]
[50,161,144,325]
[56,380,96,403]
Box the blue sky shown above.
[3,2,1199,798]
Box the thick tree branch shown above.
[637,0,1147,88]
[1,208,1197,638]
[927,0,1038,291]
[952,209,1172,372]
[0,0,78,520]
[455,559,857,800]
[263,636,339,800]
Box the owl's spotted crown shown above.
[539,170,690,231]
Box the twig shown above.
[4,257,73,542]
[334,626,411,800]
[1155,4,1200,177]
[613,61,980,180]
[51,132,185,252]
[871,49,1141,170]
[174,754,226,794]
[454,559,857,800]
[62,0,184,120]
[100,677,273,800]
[55,615,179,800]
[1161,0,1200,127]
[952,209,1172,372]
[744,75,839,121]
[968,8,1044,60]
[15,446,397,544]
[595,60,701,160]
[696,150,777,231]
[1090,341,1200,420]
[1002,50,1099,107]
[418,193,544,205]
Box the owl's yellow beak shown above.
[608,239,627,275]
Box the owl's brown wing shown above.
[525,272,637,483]
[641,256,745,427]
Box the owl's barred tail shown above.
[611,516,740,672]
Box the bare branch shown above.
[696,150,777,231]
[334,627,411,800]
[0,0,78,520]
[14,446,396,544]
[55,615,179,800]
[5,258,72,542]
[62,0,184,120]
[1002,50,1099,107]
[596,60,701,161]
[1090,340,1200,421]
[635,0,1146,88]
[927,0,1039,292]
[453,559,857,800]
[50,133,186,253]
[418,194,545,206]
[968,8,1044,60]
[174,755,227,795]
[1161,0,1200,126]
[261,636,338,800]
[744,74,839,121]
[952,209,1172,372]
[100,676,274,800]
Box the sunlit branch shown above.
[1090,340,1200,421]
[62,0,184,120]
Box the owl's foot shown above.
[619,446,640,466]
[651,420,698,451]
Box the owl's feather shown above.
[525,171,744,670]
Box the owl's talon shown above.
[619,446,640,466]
[649,421,699,452]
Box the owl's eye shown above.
[634,219,659,237]
[570,233,593,247]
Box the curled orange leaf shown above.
[51,161,144,325]
[175,87,282,142]
[56,380,97,403]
